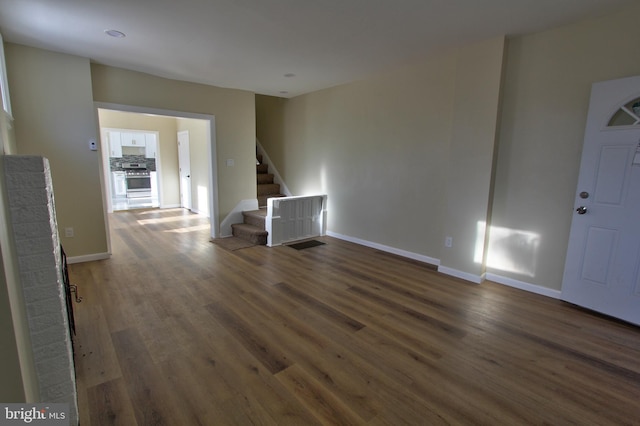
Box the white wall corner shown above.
[189,207,210,218]
[219,198,259,237]
[437,266,485,284]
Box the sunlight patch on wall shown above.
[475,221,541,277]
[300,164,327,196]
[197,185,209,216]
[320,164,327,193]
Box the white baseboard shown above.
[318,231,562,299]
[160,203,181,209]
[67,252,110,264]
[485,273,561,299]
[190,207,210,217]
[437,266,484,284]
[326,231,440,266]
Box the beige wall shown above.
[0,73,37,400]
[91,64,256,226]
[0,111,32,401]
[4,45,255,254]
[1,42,255,401]
[5,44,107,258]
[0,257,26,401]
[177,118,210,215]
[439,37,505,278]
[97,109,181,207]
[259,50,458,257]
[258,3,640,291]
[491,2,640,289]
[258,39,504,268]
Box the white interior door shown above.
[177,131,192,210]
[561,76,640,325]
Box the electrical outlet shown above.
[65,227,74,238]
[445,236,452,248]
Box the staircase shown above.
[230,154,285,245]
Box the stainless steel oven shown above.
[122,162,151,198]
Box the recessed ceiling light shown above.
[104,29,126,38]
[283,73,295,78]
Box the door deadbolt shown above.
[579,191,589,199]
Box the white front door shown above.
[561,76,640,326]
[177,131,192,210]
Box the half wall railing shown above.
[266,195,328,247]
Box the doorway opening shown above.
[94,102,219,254]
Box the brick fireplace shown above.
[4,156,78,425]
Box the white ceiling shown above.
[0,0,634,98]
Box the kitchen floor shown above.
[112,197,159,211]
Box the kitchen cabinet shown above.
[145,134,157,158]
[121,132,145,147]
[109,132,122,157]
[112,171,126,198]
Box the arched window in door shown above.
[607,96,640,127]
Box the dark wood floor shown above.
[70,208,640,425]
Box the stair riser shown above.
[257,164,269,174]
[231,224,267,245]
[257,183,281,196]
[235,231,267,245]
[243,214,265,228]
[257,174,274,184]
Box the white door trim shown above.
[177,130,192,211]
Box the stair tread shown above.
[244,209,267,218]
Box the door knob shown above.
[576,206,587,215]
